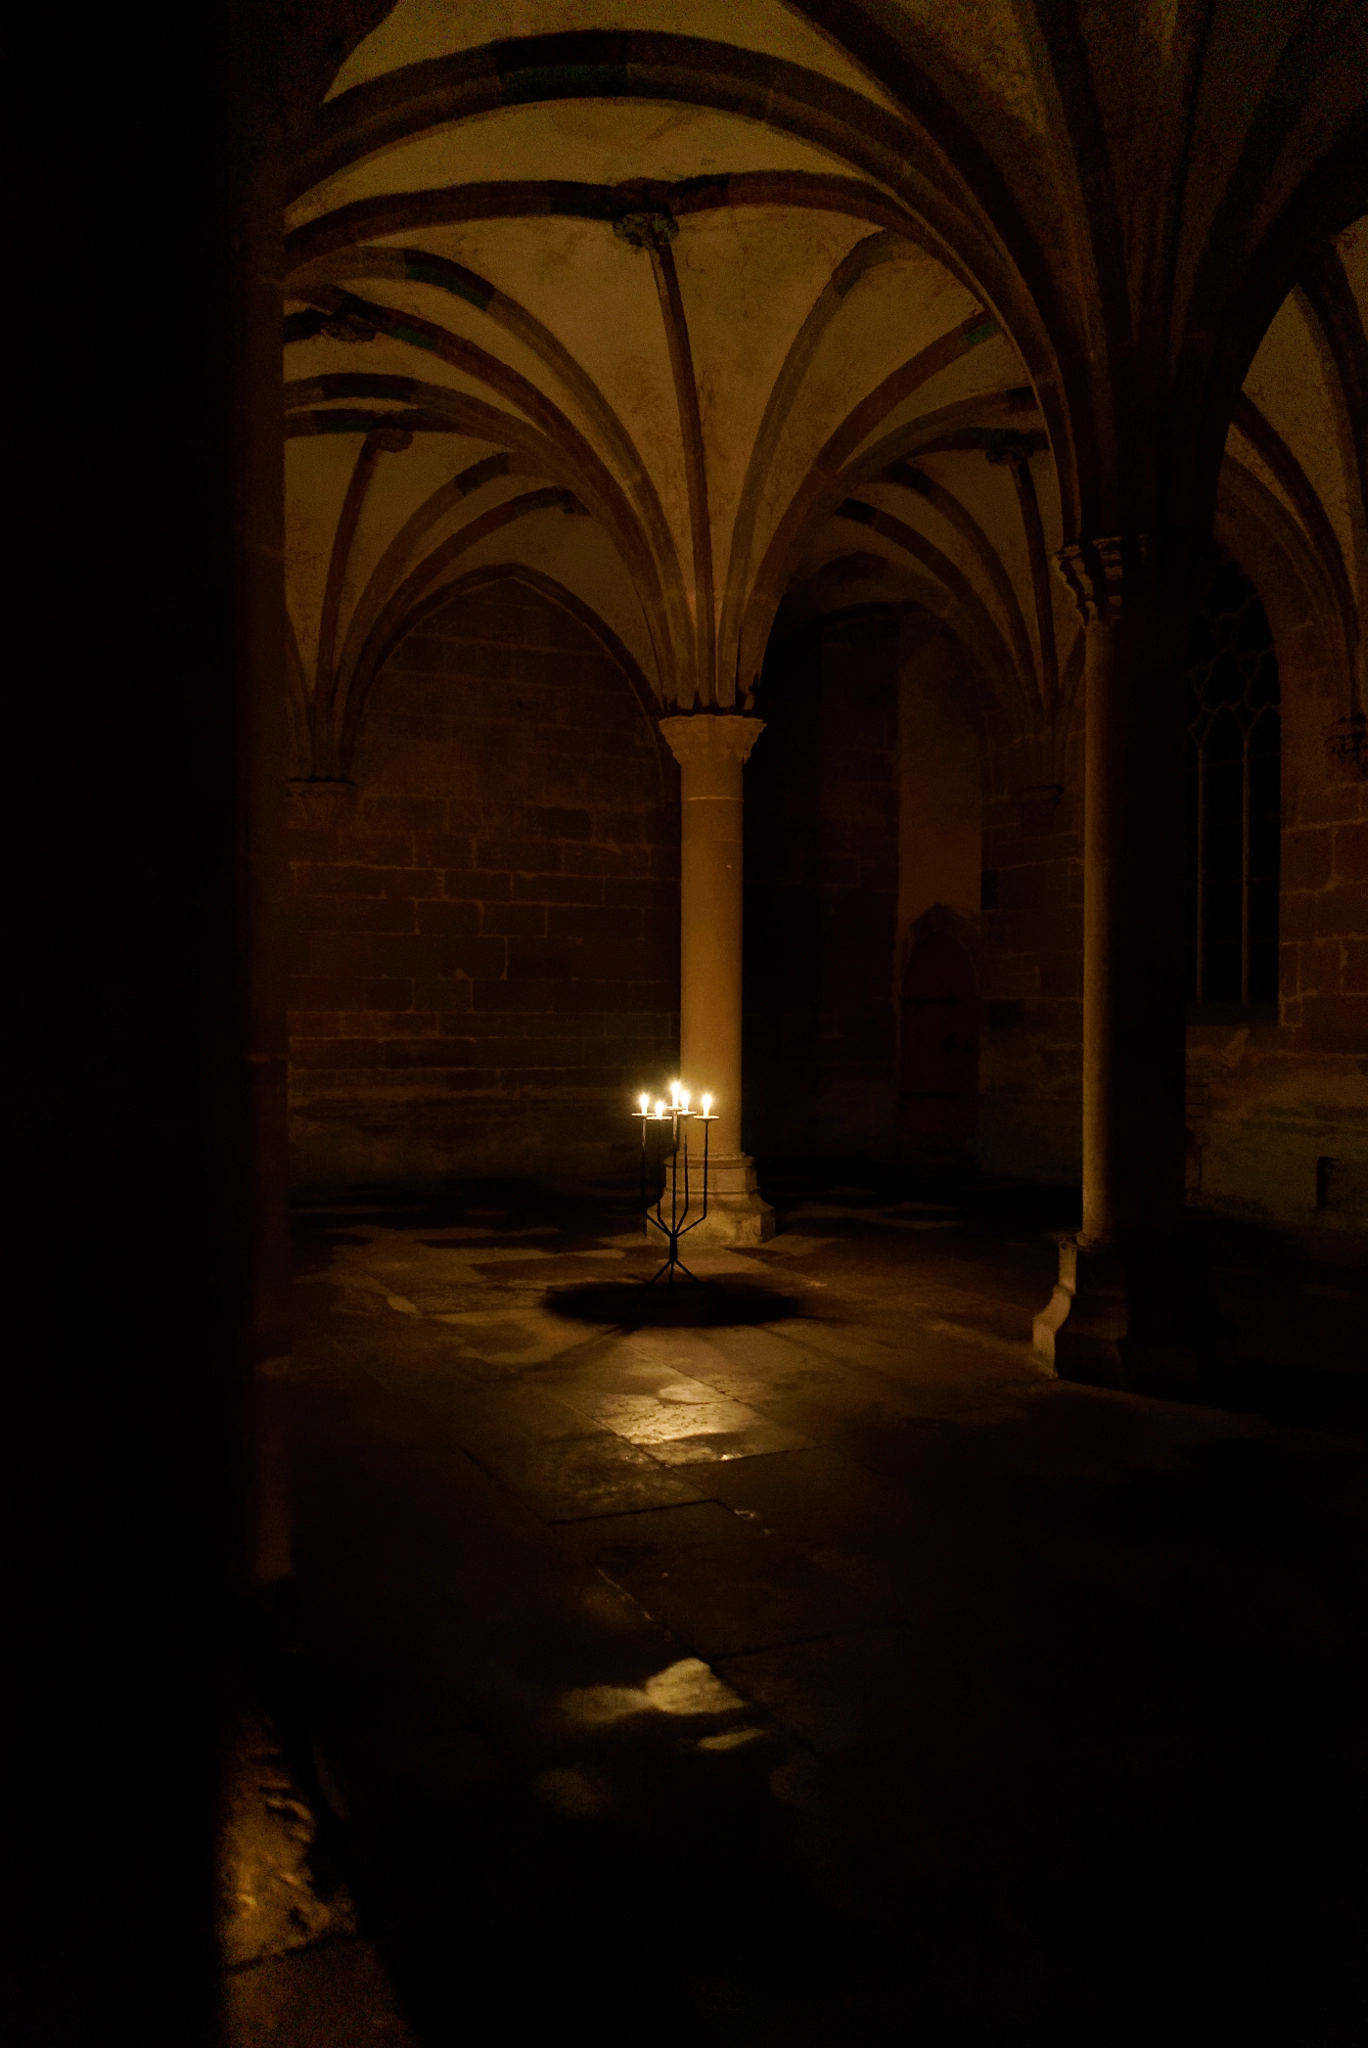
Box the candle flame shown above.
[638,1092,649,1113]
[679,1088,690,1111]
[654,1100,665,1119]
[701,1093,713,1116]
[670,1080,681,1108]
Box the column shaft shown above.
[1035,538,1219,1387]
[1079,583,1188,1244]
[679,770,746,1159]
[660,715,775,1243]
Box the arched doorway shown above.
[899,931,979,1155]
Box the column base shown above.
[1034,1235,1233,1395]
[654,1153,775,1249]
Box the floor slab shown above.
[279,1174,1368,2044]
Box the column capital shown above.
[1054,535,1137,622]
[1055,530,1219,621]
[984,432,1037,475]
[660,713,765,784]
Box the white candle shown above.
[701,1093,713,1116]
[638,1092,650,1114]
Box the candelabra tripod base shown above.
[643,1249,702,1288]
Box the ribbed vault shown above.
[283,3,1368,775]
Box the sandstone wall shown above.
[1183,517,1368,1237]
[285,571,1363,1226]
[286,576,679,1185]
[1187,751,1367,1233]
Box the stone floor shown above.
[267,1172,1366,2045]
[221,1680,420,2048]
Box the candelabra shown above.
[632,1083,716,1286]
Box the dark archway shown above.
[743,610,900,1161]
[899,929,979,1154]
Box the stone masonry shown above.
[286,577,680,1184]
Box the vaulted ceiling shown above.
[283,2,1368,773]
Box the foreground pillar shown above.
[660,714,775,1245]
[1033,537,1223,1390]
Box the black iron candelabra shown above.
[633,1088,716,1285]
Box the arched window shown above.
[1185,561,1281,1012]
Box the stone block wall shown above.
[286,577,679,1185]
[972,711,1367,1227]
[1179,511,1368,1234]
[1279,762,1367,1054]
[967,613,1366,1230]
[1187,753,1367,1231]
[285,562,1361,1221]
[745,613,901,1159]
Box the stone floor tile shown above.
[466,1429,713,1519]
[554,1500,739,1564]
[225,1941,421,2047]
[717,1625,947,1767]
[673,1249,776,1276]
[532,1349,692,1402]
[426,1307,599,1367]
[687,1445,960,1608]
[437,1380,613,1449]
[563,1379,812,1461]
[643,1421,814,1463]
[555,1499,892,1656]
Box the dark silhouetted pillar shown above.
[1034,537,1219,1387]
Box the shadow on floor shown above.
[544,1276,807,1327]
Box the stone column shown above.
[659,714,775,1245]
[1033,536,1220,1389]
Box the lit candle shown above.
[701,1093,713,1116]
[670,1080,681,1110]
[638,1091,650,1114]
[679,1088,690,1111]
[654,1100,665,1119]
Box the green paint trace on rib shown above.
[388,323,438,353]
[404,262,493,313]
